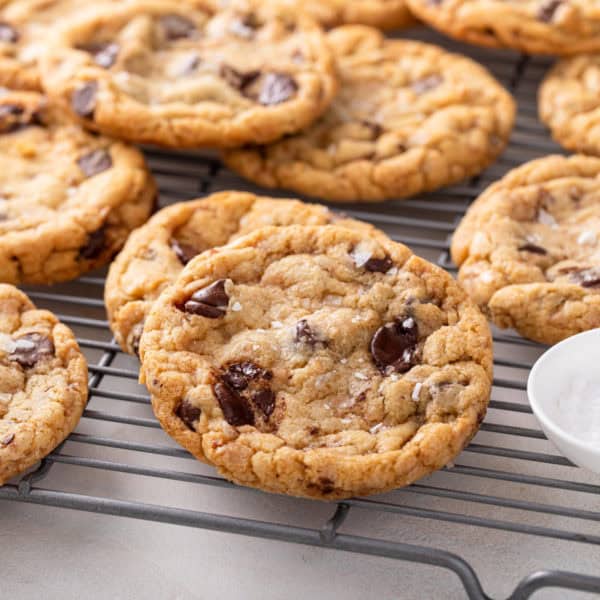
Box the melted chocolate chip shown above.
[78,42,119,68]
[257,73,298,105]
[72,82,98,118]
[213,381,254,426]
[229,13,260,39]
[252,389,275,417]
[537,0,563,22]
[570,268,600,289]
[0,22,18,43]
[362,121,383,139]
[175,399,201,430]
[222,361,271,391]
[317,477,335,495]
[160,14,197,40]
[1,433,15,446]
[170,239,199,265]
[9,333,55,369]
[0,104,24,133]
[79,226,106,260]
[412,74,443,95]
[295,319,318,346]
[179,279,229,318]
[518,243,547,255]
[220,64,260,90]
[77,149,112,177]
[364,256,393,273]
[370,317,419,374]
[130,322,144,358]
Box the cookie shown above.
[0,284,88,485]
[0,0,117,90]
[0,90,156,285]
[40,0,338,148]
[214,0,415,30]
[140,225,492,499]
[405,0,600,56]
[539,55,600,156]
[105,191,379,355]
[451,155,600,345]
[222,26,515,203]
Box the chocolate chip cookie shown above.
[40,0,338,148]
[105,191,379,355]
[0,284,88,485]
[0,90,156,285]
[247,0,414,30]
[140,225,492,499]
[222,26,515,203]
[539,55,600,156]
[452,155,600,345]
[406,0,600,56]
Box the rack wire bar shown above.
[2,27,600,600]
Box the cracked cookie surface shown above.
[0,90,156,285]
[539,55,600,156]
[106,191,379,355]
[452,155,600,345]
[40,0,337,148]
[140,225,492,499]
[0,284,88,485]
[406,0,600,56]
[222,26,514,203]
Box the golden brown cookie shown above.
[140,225,492,499]
[106,191,379,355]
[452,155,600,345]
[0,89,156,285]
[406,0,600,56]
[0,284,88,485]
[40,0,338,148]
[223,26,515,203]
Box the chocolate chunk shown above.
[229,13,260,39]
[220,64,260,90]
[9,333,55,369]
[160,14,197,40]
[257,73,298,105]
[170,239,199,265]
[252,389,275,417]
[175,399,201,430]
[295,319,317,345]
[179,279,229,318]
[518,243,547,255]
[318,477,335,494]
[222,361,271,391]
[72,82,98,118]
[78,42,119,68]
[362,121,383,139]
[129,322,144,358]
[364,256,393,273]
[79,226,106,260]
[370,316,419,374]
[412,74,443,95]
[570,268,600,289]
[1,433,14,446]
[537,0,563,22]
[77,149,112,177]
[0,22,18,43]
[213,381,254,426]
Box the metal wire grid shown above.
[1,29,600,600]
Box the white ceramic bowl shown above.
[528,328,600,474]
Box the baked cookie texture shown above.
[226,0,415,30]
[40,0,338,148]
[0,90,156,285]
[140,225,492,500]
[0,284,88,485]
[452,155,600,345]
[405,0,600,56]
[106,191,379,356]
[223,26,515,203]
[539,55,600,156]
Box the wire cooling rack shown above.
[2,28,600,600]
